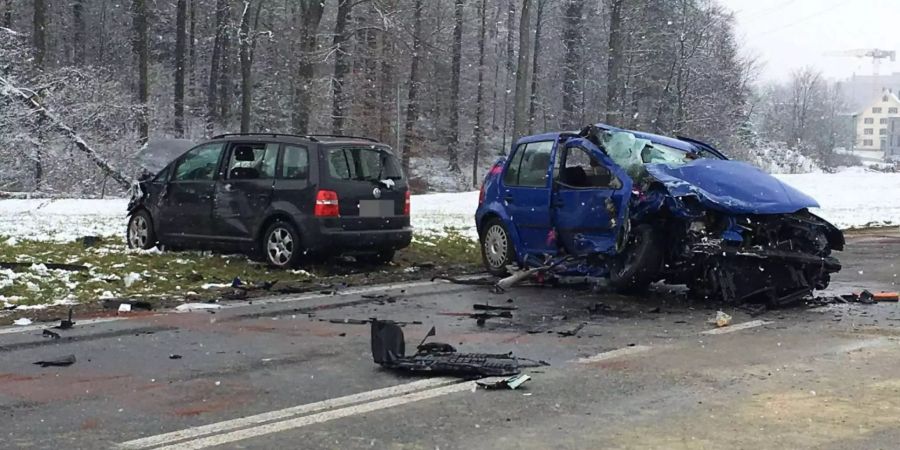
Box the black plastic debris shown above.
[79,236,102,248]
[56,308,75,329]
[556,322,586,337]
[371,320,521,377]
[33,354,76,367]
[471,311,513,326]
[328,318,370,325]
[476,374,532,390]
[42,329,61,339]
[169,354,183,359]
[473,303,517,311]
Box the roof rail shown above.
[306,134,379,143]
[210,132,319,142]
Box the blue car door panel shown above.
[552,138,632,255]
[500,140,557,256]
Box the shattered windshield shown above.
[601,131,701,177]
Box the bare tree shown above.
[292,0,325,134]
[238,0,266,133]
[32,0,45,69]
[174,0,187,136]
[131,0,149,144]
[402,0,424,174]
[511,0,531,141]
[331,0,353,134]
[207,0,228,133]
[528,0,549,133]
[473,0,487,186]
[72,0,85,65]
[606,0,625,125]
[561,0,582,129]
[447,0,464,173]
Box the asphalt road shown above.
[1,229,899,449]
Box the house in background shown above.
[887,117,900,162]
[853,89,900,162]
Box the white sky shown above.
[719,0,900,83]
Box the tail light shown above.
[403,190,411,216]
[478,183,486,205]
[314,190,340,217]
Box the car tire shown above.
[127,210,157,250]
[262,220,303,269]
[609,224,662,293]
[356,250,395,265]
[480,217,515,277]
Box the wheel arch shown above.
[256,211,300,245]
[477,207,523,265]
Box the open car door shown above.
[551,137,632,255]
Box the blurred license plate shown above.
[359,200,394,217]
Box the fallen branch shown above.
[0,75,133,189]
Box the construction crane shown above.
[824,48,896,77]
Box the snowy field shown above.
[0,169,898,243]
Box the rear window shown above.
[326,147,403,181]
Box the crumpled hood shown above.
[645,159,819,214]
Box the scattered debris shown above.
[169,354,183,359]
[33,354,76,367]
[0,262,89,272]
[476,374,532,390]
[13,318,32,326]
[102,299,153,311]
[79,236,102,247]
[42,329,60,339]
[371,320,524,377]
[431,276,496,286]
[557,322,587,337]
[587,303,613,315]
[57,308,75,329]
[118,303,132,313]
[123,272,142,288]
[710,311,732,328]
[328,318,370,325]
[175,303,223,312]
[868,291,899,302]
[361,293,399,304]
[473,303,517,311]
[471,311,513,326]
[738,303,767,316]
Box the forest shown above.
[0,0,851,195]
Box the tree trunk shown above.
[501,0,515,151]
[511,0,531,141]
[132,0,149,145]
[331,0,353,134]
[606,0,625,125]
[292,0,325,134]
[219,2,233,124]
[447,0,464,173]
[32,0,45,69]
[402,0,424,175]
[239,1,252,133]
[188,0,196,118]
[3,0,12,28]
[174,0,186,136]
[473,0,487,186]
[528,0,546,133]
[207,0,227,133]
[561,0,582,129]
[72,0,85,65]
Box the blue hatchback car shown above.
[475,124,844,304]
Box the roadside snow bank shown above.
[0,169,897,242]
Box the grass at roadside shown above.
[0,229,481,312]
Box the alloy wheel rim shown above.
[484,225,508,268]
[267,227,294,266]
[129,216,148,248]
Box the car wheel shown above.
[480,217,515,276]
[609,224,662,293]
[356,250,395,265]
[127,210,157,250]
[262,220,302,269]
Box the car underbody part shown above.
[371,320,527,377]
[33,354,76,367]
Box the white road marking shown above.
[118,377,458,449]
[155,381,477,450]
[0,317,121,335]
[576,345,652,364]
[701,319,771,335]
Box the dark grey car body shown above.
[126,134,412,263]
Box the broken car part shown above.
[371,320,522,377]
[476,374,532,390]
[33,354,76,367]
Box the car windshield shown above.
[327,146,403,181]
[601,131,702,177]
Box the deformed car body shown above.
[475,124,843,304]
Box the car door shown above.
[157,142,226,240]
[499,140,557,256]
[551,138,632,255]
[212,142,278,240]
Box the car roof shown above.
[208,133,384,146]
[513,126,702,154]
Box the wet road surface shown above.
[1,229,899,449]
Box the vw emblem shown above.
[372,187,382,199]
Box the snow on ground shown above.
[0,169,897,242]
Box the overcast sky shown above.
[719,0,900,83]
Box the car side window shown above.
[503,144,526,186]
[226,143,278,180]
[173,143,225,181]
[559,147,616,188]
[515,141,554,187]
[282,145,309,180]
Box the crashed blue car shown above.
[475,124,844,304]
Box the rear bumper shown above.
[307,227,413,253]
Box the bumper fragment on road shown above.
[701,319,772,335]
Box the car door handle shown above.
[503,195,514,203]
[552,198,564,207]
